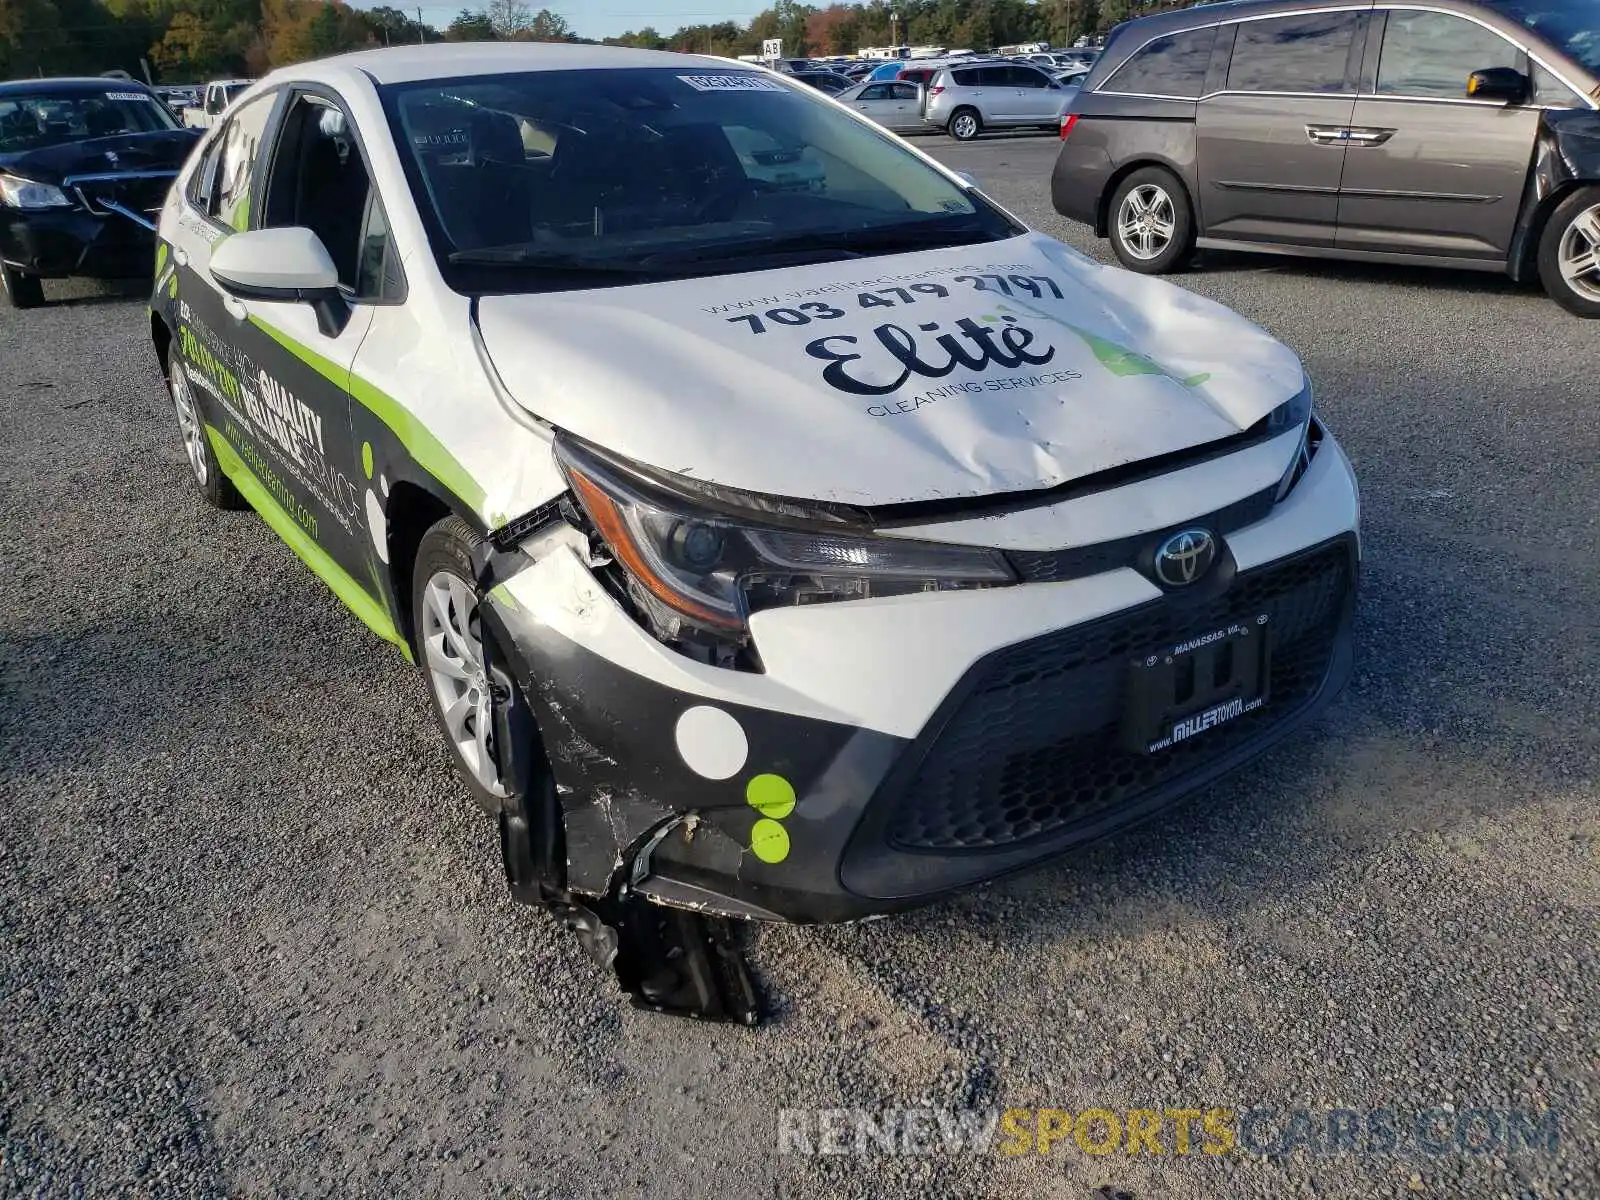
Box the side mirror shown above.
[209,226,350,336]
[1466,66,1529,103]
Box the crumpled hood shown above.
[476,232,1306,506]
[0,128,200,184]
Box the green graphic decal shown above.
[996,302,1211,391]
[361,440,374,480]
[206,422,411,657]
[155,242,169,274]
[746,774,796,820]
[743,771,796,862]
[749,818,790,865]
[247,317,487,516]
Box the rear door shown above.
[1009,64,1062,121]
[1196,8,1369,246]
[1335,8,1542,260]
[173,87,381,597]
[886,81,923,130]
[849,83,898,125]
[963,65,1009,120]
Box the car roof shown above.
[266,42,735,90]
[0,77,159,96]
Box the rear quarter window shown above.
[1102,27,1219,97]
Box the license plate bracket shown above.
[1120,613,1272,755]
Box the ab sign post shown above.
[762,38,782,69]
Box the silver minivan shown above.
[925,61,1077,139]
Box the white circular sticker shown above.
[674,706,749,780]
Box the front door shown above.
[171,87,378,600]
[1335,9,1542,260]
[1196,9,1369,246]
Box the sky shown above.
[393,1,779,41]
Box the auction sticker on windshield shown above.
[678,75,786,92]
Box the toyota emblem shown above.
[1153,529,1217,587]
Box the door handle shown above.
[173,247,189,267]
[1344,127,1395,147]
[1305,125,1396,146]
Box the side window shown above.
[185,132,225,210]
[1104,27,1219,98]
[1226,12,1360,93]
[356,195,404,301]
[211,92,275,231]
[975,66,1011,87]
[260,94,388,296]
[1377,11,1522,98]
[1533,62,1583,107]
[1010,66,1050,88]
[859,84,889,100]
[890,83,919,100]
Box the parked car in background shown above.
[184,79,253,129]
[835,79,929,132]
[0,77,200,307]
[1052,0,1600,316]
[925,60,1077,139]
[792,70,855,94]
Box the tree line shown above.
[0,0,1182,85]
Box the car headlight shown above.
[553,434,1016,645]
[0,174,73,210]
[1269,378,1315,501]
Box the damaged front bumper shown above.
[475,427,1361,940]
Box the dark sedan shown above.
[0,78,201,308]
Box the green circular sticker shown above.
[746,773,795,820]
[361,442,374,480]
[749,818,790,864]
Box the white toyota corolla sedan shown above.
[149,42,1360,1023]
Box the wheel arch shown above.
[384,479,457,653]
[1509,179,1593,284]
[1096,157,1194,239]
[150,310,173,378]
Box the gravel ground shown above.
[2,133,1596,1200]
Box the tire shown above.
[1107,166,1196,275]
[1,262,44,309]
[413,515,507,816]
[1537,185,1600,318]
[167,359,245,509]
[948,107,982,141]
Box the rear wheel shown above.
[1107,166,1196,274]
[1538,186,1600,318]
[1,263,44,309]
[168,360,245,509]
[414,515,507,816]
[948,107,982,141]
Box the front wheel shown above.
[414,515,508,816]
[1538,186,1600,318]
[1,262,44,309]
[948,108,982,141]
[1107,166,1196,274]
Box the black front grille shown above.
[72,173,175,216]
[886,540,1353,852]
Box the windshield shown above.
[381,67,1016,291]
[1485,0,1600,74]
[0,89,179,153]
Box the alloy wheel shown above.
[951,113,978,139]
[169,364,209,485]
[421,570,504,796]
[1117,184,1177,261]
[1557,202,1600,303]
